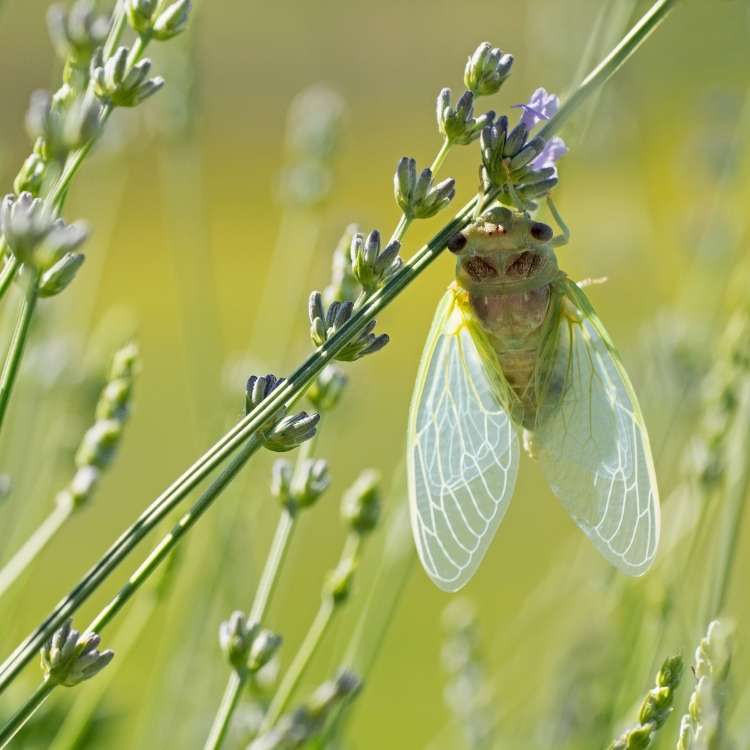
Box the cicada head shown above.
[450,206,558,289]
[447,206,553,257]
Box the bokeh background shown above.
[1,0,750,748]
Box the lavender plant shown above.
[204,369,342,749]
[441,599,496,750]
[249,671,361,750]
[0,0,190,439]
[0,1,693,748]
[677,620,733,750]
[608,656,683,750]
[0,342,138,599]
[3,10,680,700]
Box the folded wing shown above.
[407,289,520,591]
[533,280,660,575]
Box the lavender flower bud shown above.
[126,0,159,35]
[39,252,86,297]
[308,670,361,715]
[291,458,330,509]
[306,365,348,412]
[219,611,254,671]
[248,629,282,673]
[56,343,138,509]
[308,291,389,362]
[519,176,558,199]
[62,95,103,149]
[110,343,140,381]
[263,411,320,453]
[323,224,359,304]
[75,419,123,469]
[41,619,114,687]
[152,0,192,40]
[249,671,361,750]
[611,655,683,750]
[14,153,47,196]
[92,47,165,107]
[271,458,330,511]
[325,555,357,605]
[0,192,88,273]
[271,459,293,508]
[464,42,513,97]
[47,1,110,68]
[245,373,316,451]
[350,229,401,294]
[341,469,380,535]
[437,88,494,145]
[26,90,68,162]
[245,374,285,417]
[394,157,455,220]
[508,136,546,171]
[56,465,100,511]
[503,121,529,158]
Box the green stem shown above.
[388,214,411,246]
[48,9,146,213]
[0,440,258,744]
[708,380,750,618]
[48,107,111,213]
[47,593,155,750]
[260,598,336,734]
[0,277,39,435]
[202,672,246,750]
[0,254,19,302]
[537,0,678,142]
[0,502,73,599]
[247,208,323,372]
[249,509,297,625]
[429,137,451,175]
[0,679,55,748]
[0,0,678,692]
[102,0,129,61]
[260,533,362,735]
[87,438,260,634]
[202,510,297,750]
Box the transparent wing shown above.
[533,280,660,575]
[407,289,520,591]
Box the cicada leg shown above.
[576,276,608,289]
[547,196,570,248]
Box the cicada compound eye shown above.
[530,222,553,242]
[447,232,468,253]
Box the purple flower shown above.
[530,136,567,176]
[514,87,560,130]
[511,88,567,177]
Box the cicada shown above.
[407,205,659,591]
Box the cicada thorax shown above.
[449,207,565,428]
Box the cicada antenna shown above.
[547,196,570,247]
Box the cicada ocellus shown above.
[407,204,659,591]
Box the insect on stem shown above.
[0,0,680,693]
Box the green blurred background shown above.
[1,0,749,747]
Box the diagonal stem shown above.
[0,277,39,436]
[0,253,19,302]
[537,0,678,142]
[202,509,297,750]
[0,679,55,748]
[0,502,73,600]
[0,0,679,693]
